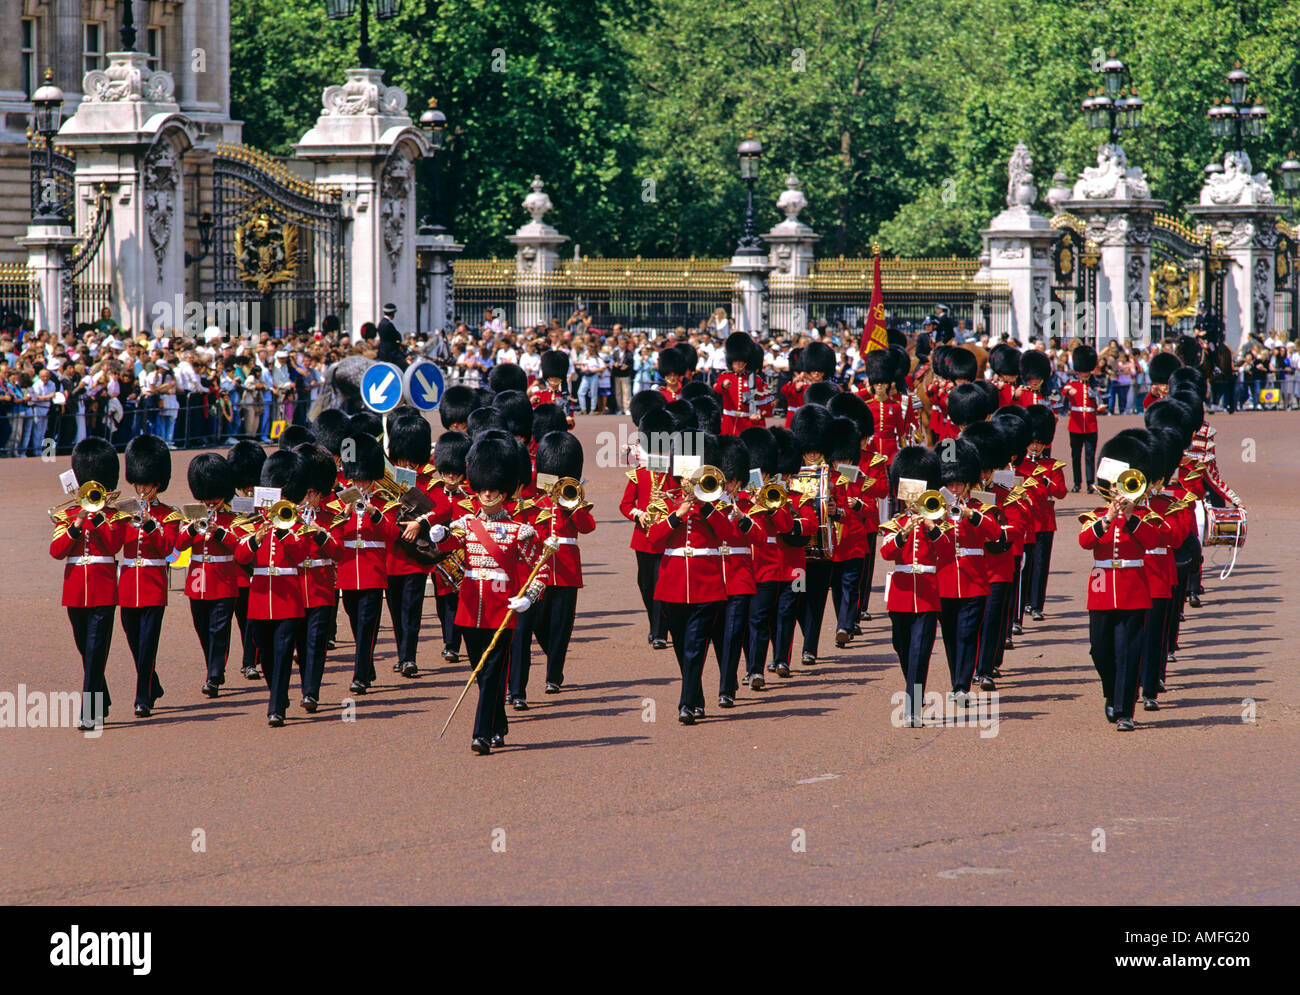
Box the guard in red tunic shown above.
[829,393,888,623]
[961,421,1019,688]
[992,405,1039,636]
[988,344,1021,408]
[858,350,905,462]
[935,348,977,442]
[1079,433,1168,730]
[1061,343,1100,492]
[227,439,268,679]
[176,453,244,698]
[781,340,834,428]
[294,444,345,712]
[1019,404,1066,621]
[385,409,434,679]
[655,344,687,402]
[880,446,955,726]
[234,450,313,726]
[707,436,759,706]
[714,332,773,435]
[528,350,574,427]
[330,433,400,695]
[50,438,124,729]
[422,431,470,663]
[429,435,553,754]
[1143,352,1180,409]
[118,436,181,719]
[438,385,480,433]
[620,404,678,649]
[826,415,870,647]
[1013,349,1055,411]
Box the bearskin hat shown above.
[438,385,479,430]
[806,381,839,408]
[681,380,715,402]
[340,431,384,483]
[772,427,802,476]
[940,438,983,487]
[973,379,1000,415]
[312,408,351,456]
[887,327,909,350]
[466,406,508,440]
[801,341,837,377]
[676,342,699,374]
[1025,403,1057,446]
[991,405,1033,461]
[434,431,471,477]
[1147,352,1181,386]
[1071,343,1098,374]
[1143,399,1194,449]
[348,411,382,440]
[466,435,520,496]
[260,449,308,504]
[1145,426,1184,484]
[1170,388,1205,429]
[726,332,758,370]
[890,445,941,494]
[227,440,267,491]
[540,349,570,381]
[666,398,698,433]
[1168,365,1206,398]
[740,427,778,476]
[639,407,676,457]
[187,453,235,503]
[791,403,835,458]
[1098,429,1154,482]
[1175,334,1203,369]
[656,344,686,378]
[536,430,583,479]
[946,347,978,383]
[70,437,119,492]
[960,421,1011,471]
[629,388,666,427]
[946,382,990,427]
[989,344,1021,378]
[531,402,568,443]
[689,395,722,435]
[387,410,432,465]
[828,416,861,463]
[930,346,953,381]
[125,434,172,490]
[488,362,528,395]
[295,443,339,498]
[494,389,534,440]
[714,435,751,484]
[1020,349,1052,383]
[887,345,912,383]
[278,424,316,450]
[828,391,874,440]
[748,337,766,372]
[862,349,894,386]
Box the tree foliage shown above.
[230,0,1300,258]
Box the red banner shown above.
[859,253,888,358]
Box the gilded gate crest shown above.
[234,206,299,294]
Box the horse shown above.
[310,355,374,420]
[913,343,989,446]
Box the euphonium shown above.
[690,465,725,503]
[1115,467,1148,503]
[552,476,585,510]
[915,489,947,521]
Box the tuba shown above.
[690,465,725,503]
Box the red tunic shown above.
[298,503,344,609]
[880,515,955,613]
[1078,508,1166,610]
[749,501,796,584]
[532,497,596,587]
[435,512,549,630]
[780,381,807,428]
[714,371,774,435]
[937,501,1001,599]
[619,468,679,555]
[864,398,905,461]
[175,507,244,600]
[117,504,182,608]
[1061,379,1100,434]
[234,526,310,620]
[50,509,125,608]
[330,497,400,590]
[647,504,739,603]
[1021,456,1067,532]
[717,494,758,596]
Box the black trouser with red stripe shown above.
[341,589,382,685]
[252,617,298,717]
[857,533,878,616]
[940,595,987,693]
[1089,608,1146,720]
[508,599,542,701]
[832,558,863,633]
[890,610,938,722]
[1025,531,1055,613]
[711,592,751,697]
[234,585,258,674]
[535,585,579,688]
[1069,431,1097,490]
[1140,596,1173,700]
[190,597,236,684]
[436,591,461,654]
[798,559,834,658]
[121,606,165,709]
[634,551,667,642]
[385,572,426,666]
[664,601,722,710]
[976,581,1011,679]
[464,626,509,741]
[295,604,333,699]
[68,605,114,722]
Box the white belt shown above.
[723,409,755,418]
[122,558,167,568]
[895,563,936,574]
[196,554,234,564]
[664,547,722,557]
[957,547,984,557]
[721,546,752,556]
[253,566,299,576]
[1097,559,1143,569]
[347,540,386,550]
[303,558,334,569]
[75,555,115,566]
[548,537,578,545]
[1070,406,1096,412]
[765,536,778,544]
[467,568,510,582]
[1148,547,1168,556]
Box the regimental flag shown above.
[859,252,888,358]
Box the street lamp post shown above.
[1081,53,1143,146]
[418,97,447,236]
[1207,64,1267,156]
[1281,157,1300,338]
[735,133,764,256]
[325,0,401,70]
[119,0,136,51]
[31,68,66,224]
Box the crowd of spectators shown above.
[2,302,1297,457]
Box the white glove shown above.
[428,524,447,543]
[507,595,532,613]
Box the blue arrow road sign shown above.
[361,362,404,413]
[403,361,446,411]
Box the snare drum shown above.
[1204,505,1247,548]
[433,547,466,589]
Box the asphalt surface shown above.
[1,411,1294,905]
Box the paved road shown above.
[1,412,1294,904]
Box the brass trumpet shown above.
[690,465,725,503]
[913,489,948,522]
[48,481,109,522]
[551,476,585,510]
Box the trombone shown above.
[749,477,789,514]
[911,489,948,522]
[551,476,585,510]
[689,465,725,503]
[48,481,110,523]
[1097,467,1148,504]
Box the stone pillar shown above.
[762,175,819,336]
[1187,151,1286,350]
[506,177,568,332]
[724,255,773,336]
[295,67,429,340]
[1058,143,1165,346]
[976,143,1055,342]
[416,228,463,335]
[17,224,79,333]
[56,51,195,335]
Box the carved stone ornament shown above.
[322,68,408,117]
[777,175,808,223]
[1200,150,1275,207]
[144,141,180,280]
[523,176,553,225]
[774,244,793,274]
[1006,142,1037,208]
[1219,220,1256,250]
[1253,257,1272,328]
[997,240,1025,259]
[1073,143,1150,201]
[1045,169,1071,215]
[1150,260,1200,325]
[380,155,412,279]
[1126,255,1147,302]
[83,52,176,104]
